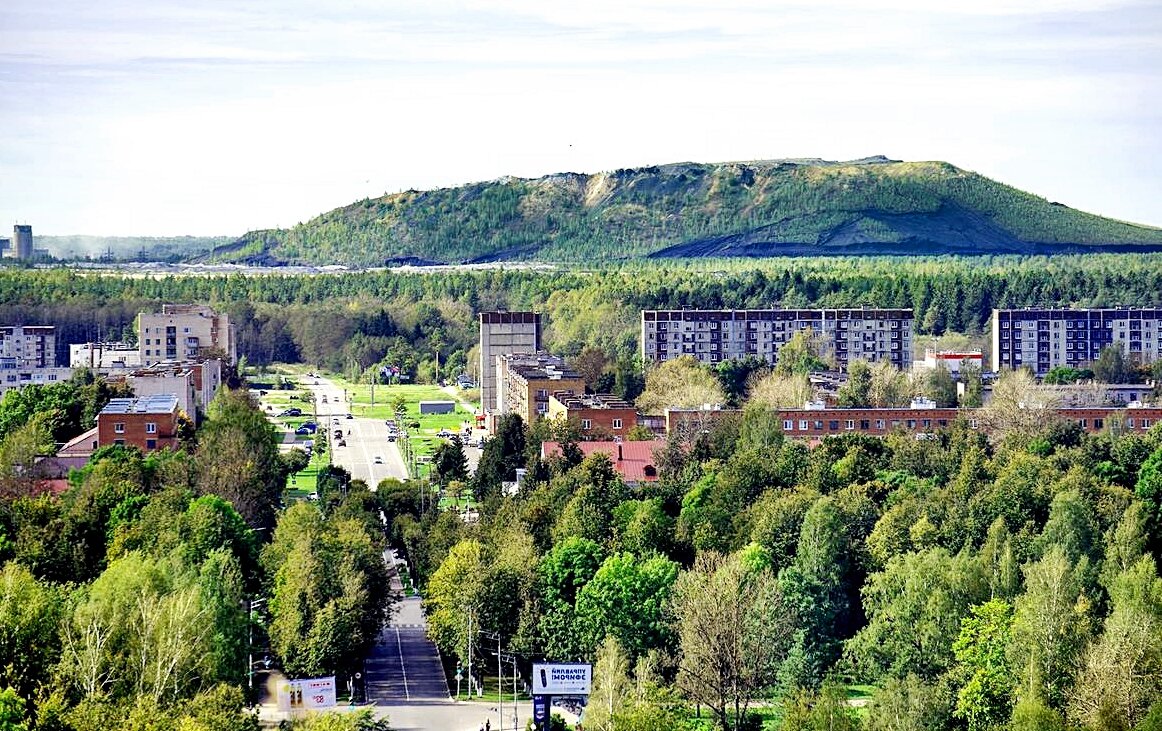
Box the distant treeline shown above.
[1,255,1161,378]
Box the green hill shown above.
[207,157,1162,265]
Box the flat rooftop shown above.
[100,393,180,415]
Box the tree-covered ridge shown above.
[210,158,1162,265]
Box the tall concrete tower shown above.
[12,225,32,259]
[479,312,542,415]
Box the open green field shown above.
[326,376,479,467]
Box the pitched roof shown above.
[541,440,660,482]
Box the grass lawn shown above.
[450,673,531,703]
[285,445,330,498]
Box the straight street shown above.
[305,377,409,486]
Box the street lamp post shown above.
[248,597,268,697]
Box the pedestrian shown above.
[485,721,491,731]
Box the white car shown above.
[373,456,383,464]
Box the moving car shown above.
[373,456,383,464]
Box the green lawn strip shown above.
[285,444,330,498]
[437,494,476,511]
[450,673,531,703]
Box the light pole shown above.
[247,597,268,698]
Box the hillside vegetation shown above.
[208,157,1162,265]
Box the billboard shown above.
[531,663,592,695]
[277,676,337,711]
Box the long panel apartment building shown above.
[641,308,913,370]
[991,308,1162,375]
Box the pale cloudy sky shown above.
[1,0,1159,236]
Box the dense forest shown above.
[402,400,1162,731]
[3,255,1162,384]
[207,158,1162,266]
[0,380,395,731]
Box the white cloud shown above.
[1,0,1159,234]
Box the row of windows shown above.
[580,418,624,430]
[113,422,158,433]
[782,417,949,432]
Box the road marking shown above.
[395,627,411,700]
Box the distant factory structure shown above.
[1,224,47,260]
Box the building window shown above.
[799,420,808,431]
[783,420,793,431]
[146,439,157,450]
[114,422,125,434]
[845,420,855,430]
[146,422,157,434]
[611,418,623,429]
[536,389,548,399]
[581,419,592,430]
[114,439,125,445]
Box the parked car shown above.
[278,408,303,417]
[301,422,317,432]
[295,427,311,436]
[373,456,383,464]
[346,413,354,420]
[337,440,346,447]
[436,429,455,438]
[321,396,328,403]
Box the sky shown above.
[1,0,1160,237]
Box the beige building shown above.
[138,304,236,365]
[479,311,542,414]
[641,308,913,371]
[496,353,585,424]
[127,359,222,421]
[0,326,56,368]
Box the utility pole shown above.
[498,634,503,731]
[467,609,473,698]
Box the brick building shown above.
[541,440,660,484]
[495,353,585,424]
[771,405,1162,439]
[97,394,181,452]
[547,391,637,438]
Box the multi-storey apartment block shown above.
[991,308,1162,375]
[0,326,57,368]
[137,304,236,365]
[641,309,913,371]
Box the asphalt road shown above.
[363,549,539,731]
[305,377,409,487]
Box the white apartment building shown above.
[991,308,1162,375]
[641,308,913,371]
[137,304,236,365]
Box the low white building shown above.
[70,342,142,370]
[913,350,983,375]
